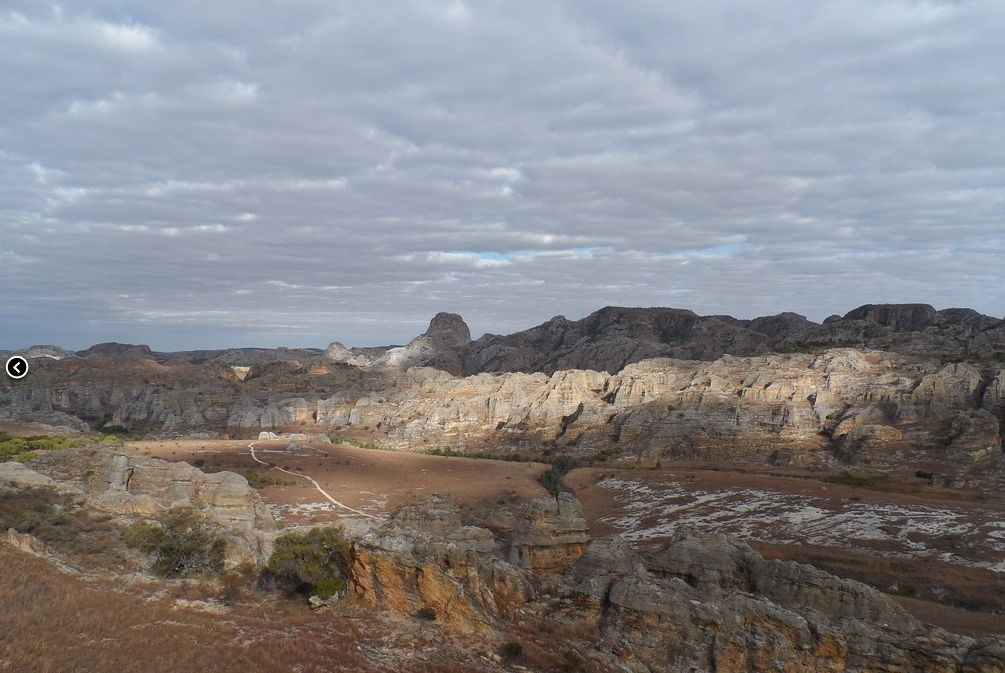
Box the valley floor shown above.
[133,437,1005,638]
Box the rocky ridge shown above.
[3,348,1003,476]
[351,493,1005,673]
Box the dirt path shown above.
[248,442,381,520]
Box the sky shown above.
[2,0,1004,351]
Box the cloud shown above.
[1,0,1003,350]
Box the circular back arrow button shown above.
[5,356,28,379]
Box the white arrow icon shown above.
[5,356,28,379]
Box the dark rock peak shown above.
[842,303,939,331]
[747,312,814,337]
[424,312,471,347]
[937,307,1001,331]
[77,342,154,357]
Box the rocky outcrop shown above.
[351,495,1005,673]
[350,494,532,630]
[323,342,371,366]
[11,344,70,360]
[12,446,276,566]
[314,350,1005,470]
[5,347,1004,472]
[507,493,590,572]
[458,303,1005,375]
[593,528,1005,672]
[370,312,471,374]
[841,303,940,331]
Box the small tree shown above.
[124,507,226,577]
[266,526,352,599]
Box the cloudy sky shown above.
[2,0,1003,350]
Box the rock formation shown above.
[349,494,1005,673]
[75,342,155,358]
[2,445,276,566]
[457,303,1005,375]
[370,312,471,374]
[350,494,532,630]
[507,492,591,572]
[4,346,1004,475]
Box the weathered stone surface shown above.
[370,312,471,374]
[350,494,533,630]
[350,494,1005,673]
[22,446,276,566]
[842,303,940,331]
[508,493,591,572]
[11,344,70,360]
[947,409,1003,463]
[6,345,1003,472]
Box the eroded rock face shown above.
[350,494,532,630]
[316,350,1005,471]
[370,313,472,374]
[350,495,1005,673]
[593,529,1005,673]
[20,446,276,566]
[508,493,591,572]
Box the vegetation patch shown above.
[328,435,396,451]
[538,455,578,496]
[265,526,352,599]
[123,507,227,577]
[0,431,122,463]
[422,445,580,494]
[243,471,297,489]
[423,446,529,462]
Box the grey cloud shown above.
[1,0,1003,350]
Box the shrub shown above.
[538,455,578,496]
[266,526,351,599]
[502,641,524,659]
[123,507,226,577]
[243,472,296,489]
[415,606,437,621]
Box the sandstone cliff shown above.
[3,348,1003,474]
[349,494,1005,673]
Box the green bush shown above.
[266,526,351,599]
[243,472,296,489]
[538,455,578,496]
[0,433,119,463]
[123,507,226,577]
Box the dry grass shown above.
[0,546,374,672]
[0,545,573,672]
[0,489,138,572]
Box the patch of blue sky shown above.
[445,250,512,262]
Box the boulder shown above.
[507,493,591,572]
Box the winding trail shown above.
[248,442,381,520]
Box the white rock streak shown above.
[248,442,381,520]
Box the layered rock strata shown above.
[350,495,1005,673]
[4,349,1003,472]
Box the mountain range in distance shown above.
[11,302,1005,375]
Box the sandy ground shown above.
[134,439,550,527]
